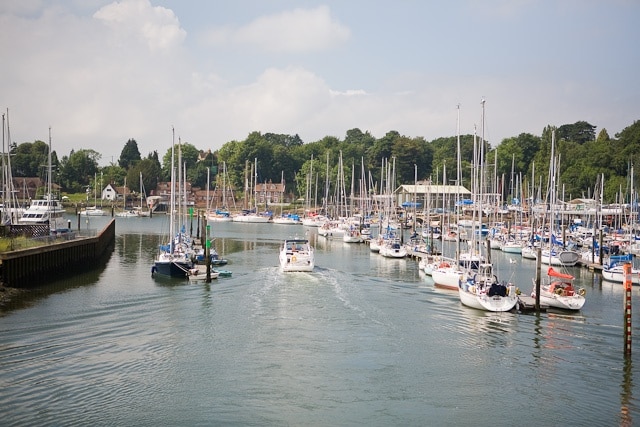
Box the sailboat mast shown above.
[48,127,53,201]
[170,127,176,253]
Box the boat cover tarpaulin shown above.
[547,267,574,280]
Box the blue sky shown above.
[1,0,638,166]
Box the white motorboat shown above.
[279,238,315,272]
[19,195,67,231]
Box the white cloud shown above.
[203,5,350,53]
[0,0,637,167]
[93,0,186,52]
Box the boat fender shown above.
[578,288,586,296]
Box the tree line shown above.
[7,119,640,204]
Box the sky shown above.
[1,0,639,166]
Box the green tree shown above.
[161,142,200,181]
[118,138,142,170]
[58,149,101,193]
[596,128,610,142]
[11,140,50,177]
[557,121,596,144]
[126,157,162,196]
[101,164,126,188]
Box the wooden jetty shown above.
[516,295,548,313]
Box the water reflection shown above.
[621,355,634,427]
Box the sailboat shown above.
[233,158,271,223]
[457,99,517,312]
[1,110,25,224]
[207,161,233,222]
[115,177,137,218]
[135,172,151,217]
[531,267,586,310]
[432,105,473,290]
[152,128,194,278]
[540,130,580,267]
[80,172,106,216]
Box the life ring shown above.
[291,255,297,262]
[555,288,564,296]
[578,288,586,296]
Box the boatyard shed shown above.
[396,182,471,212]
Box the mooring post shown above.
[196,209,201,239]
[205,220,211,283]
[599,230,604,266]
[624,262,632,355]
[535,247,542,311]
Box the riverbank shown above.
[0,285,25,308]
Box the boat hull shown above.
[601,266,640,285]
[153,258,193,277]
[431,267,464,290]
[233,214,271,223]
[539,293,585,310]
[279,239,315,272]
[458,284,518,312]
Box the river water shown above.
[0,214,638,426]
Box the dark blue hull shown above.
[152,260,192,277]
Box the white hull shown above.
[318,225,346,238]
[501,242,523,254]
[431,265,464,290]
[273,217,302,225]
[533,267,586,310]
[279,238,315,272]
[379,242,407,258]
[601,268,640,285]
[521,246,537,259]
[538,292,586,310]
[80,207,106,216]
[343,230,364,243]
[115,210,138,218]
[233,214,270,223]
[207,214,233,222]
[19,197,67,230]
[458,284,518,312]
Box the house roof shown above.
[398,184,471,196]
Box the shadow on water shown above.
[0,246,114,316]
